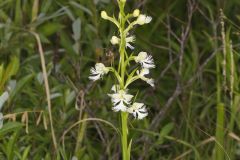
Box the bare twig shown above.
[30,32,58,152]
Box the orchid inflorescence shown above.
[89,0,154,120]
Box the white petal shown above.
[146,78,155,87]
[126,43,135,50]
[123,94,134,103]
[89,73,101,81]
[127,103,148,119]
[126,36,135,43]
[89,63,109,81]
[145,16,152,23]
[137,112,148,119]
[112,101,127,112]
[140,68,150,76]
[135,52,147,62]
[110,36,119,45]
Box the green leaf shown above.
[72,18,81,41]
[21,146,31,160]
[7,131,20,160]
[157,123,174,144]
[9,74,34,101]
[0,91,9,110]
[60,31,76,55]
[69,1,93,16]
[160,122,174,137]
[127,139,132,160]
[14,0,22,24]
[0,56,19,93]
[0,122,23,138]
[0,64,4,83]
[4,56,19,79]
[38,22,65,36]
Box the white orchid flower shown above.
[135,52,155,69]
[127,102,148,119]
[136,14,152,25]
[110,35,135,50]
[89,63,109,81]
[108,89,133,112]
[125,35,135,50]
[137,68,155,87]
[110,36,120,45]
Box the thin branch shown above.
[30,31,58,152]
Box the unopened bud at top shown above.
[120,0,126,3]
[101,11,108,19]
[133,9,140,17]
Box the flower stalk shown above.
[88,0,154,159]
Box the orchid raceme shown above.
[89,1,155,159]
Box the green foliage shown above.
[0,0,240,159]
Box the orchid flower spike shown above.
[89,63,110,81]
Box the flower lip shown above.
[127,102,148,119]
[137,68,155,87]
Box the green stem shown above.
[215,103,225,160]
[121,112,129,160]
[118,2,130,160]
[214,23,225,160]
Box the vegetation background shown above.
[0,0,240,159]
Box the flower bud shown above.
[110,36,119,45]
[101,11,108,19]
[120,0,126,3]
[133,9,140,17]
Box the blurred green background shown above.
[0,0,240,159]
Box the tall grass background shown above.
[0,0,240,159]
